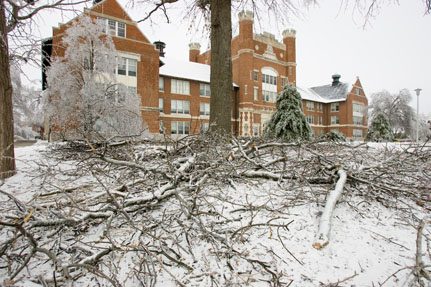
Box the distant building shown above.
[300,74,368,138]
[42,0,368,139]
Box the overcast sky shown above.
[24,0,431,115]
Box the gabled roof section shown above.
[310,82,351,102]
[90,0,133,22]
[160,57,238,87]
[87,0,151,43]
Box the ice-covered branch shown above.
[313,169,347,249]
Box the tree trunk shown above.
[209,0,232,134]
[0,1,16,179]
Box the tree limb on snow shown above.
[313,169,347,249]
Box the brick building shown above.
[42,0,368,139]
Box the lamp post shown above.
[414,88,422,143]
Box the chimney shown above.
[332,74,341,86]
[153,41,166,57]
[189,42,201,63]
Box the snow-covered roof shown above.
[310,82,352,102]
[159,57,238,87]
[297,85,347,104]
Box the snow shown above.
[297,85,347,103]
[1,140,430,286]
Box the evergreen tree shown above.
[319,131,346,142]
[264,85,311,141]
[365,112,394,142]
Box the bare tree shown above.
[369,89,415,139]
[45,15,145,141]
[0,0,88,179]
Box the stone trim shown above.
[253,33,285,50]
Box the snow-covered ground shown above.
[1,139,430,286]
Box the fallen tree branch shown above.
[313,169,347,249]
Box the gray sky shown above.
[24,0,431,115]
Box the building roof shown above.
[296,86,326,102]
[309,82,352,103]
[297,84,350,104]
[159,57,238,87]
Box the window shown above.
[117,22,126,37]
[306,101,314,111]
[171,100,190,114]
[262,90,277,103]
[159,120,164,134]
[331,115,339,125]
[117,57,127,75]
[108,19,116,36]
[331,102,340,112]
[353,103,363,114]
[244,85,248,95]
[253,124,259,136]
[353,116,362,125]
[98,17,126,38]
[262,68,278,103]
[97,17,106,33]
[254,87,258,101]
[355,87,361,96]
[128,59,137,76]
[288,67,292,76]
[353,129,363,138]
[318,116,323,125]
[317,103,323,112]
[306,114,314,124]
[200,102,210,116]
[106,84,128,103]
[254,71,258,81]
[281,77,287,88]
[200,122,209,133]
[159,98,164,113]
[262,74,277,85]
[171,121,190,135]
[200,83,210,97]
[171,79,190,95]
[116,57,136,77]
[159,77,164,91]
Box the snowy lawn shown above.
[1,138,430,287]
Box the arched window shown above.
[261,67,278,103]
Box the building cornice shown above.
[253,33,285,50]
[232,49,296,67]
